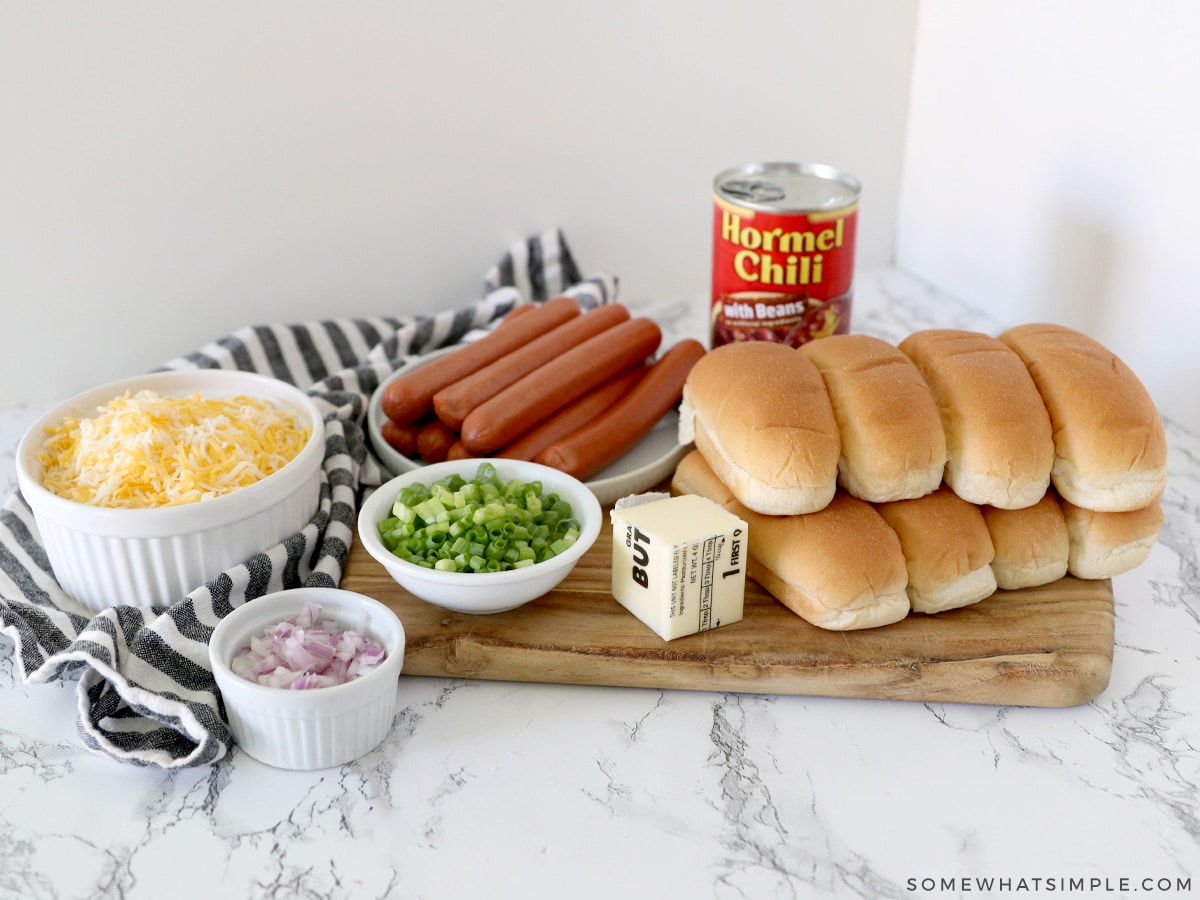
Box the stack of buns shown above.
[674,326,1167,631]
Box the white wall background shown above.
[897,0,1200,435]
[0,1,916,407]
[7,2,1194,436]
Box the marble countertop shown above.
[2,267,1197,899]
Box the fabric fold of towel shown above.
[0,228,616,768]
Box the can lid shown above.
[715,162,861,213]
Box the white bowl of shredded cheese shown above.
[16,369,325,612]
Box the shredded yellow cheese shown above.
[39,390,313,508]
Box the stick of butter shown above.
[610,494,748,641]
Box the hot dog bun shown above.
[1061,498,1163,579]
[899,329,1054,510]
[671,450,910,631]
[874,485,997,614]
[670,445,743,508]
[980,493,1070,591]
[799,333,947,503]
[998,323,1168,512]
[679,341,840,515]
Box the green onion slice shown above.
[376,462,581,572]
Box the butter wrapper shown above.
[610,494,747,641]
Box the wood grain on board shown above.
[342,505,1114,708]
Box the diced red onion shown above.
[229,602,387,689]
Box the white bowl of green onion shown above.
[356,459,603,614]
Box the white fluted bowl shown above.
[209,587,405,770]
[15,369,325,613]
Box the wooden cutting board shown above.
[341,503,1115,708]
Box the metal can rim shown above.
[714,161,862,214]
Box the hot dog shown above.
[445,439,472,461]
[496,365,648,461]
[380,296,581,424]
[416,419,460,463]
[536,339,706,479]
[380,418,423,458]
[495,303,536,329]
[432,303,632,429]
[460,317,664,454]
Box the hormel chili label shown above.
[711,162,860,348]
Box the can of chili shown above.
[711,162,861,348]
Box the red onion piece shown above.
[229,602,387,689]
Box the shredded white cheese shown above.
[39,389,313,508]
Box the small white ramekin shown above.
[208,587,406,770]
[15,369,325,613]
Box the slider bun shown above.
[681,341,839,515]
[800,333,947,503]
[875,485,998,614]
[671,450,910,631]
[998,323,1168,512]
[899,329,1054,510]
[1061,499,1163,579]
[980,493,1070,591]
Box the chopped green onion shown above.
[377,463,583,573]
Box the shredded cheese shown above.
[39,389,313,508]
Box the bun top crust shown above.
[899,329,1055,509]
[980,493,1070,590]
[875,485,996,588]
[1060,497,1164,579]
[874,484,998,613]
[682,341,840,514]
[758,491,909,615]
[998,323,1167,511]
[800,333,947,502]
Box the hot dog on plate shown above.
[460,316,663,454]
[537,339,706,480]
[381,296,581,425]
[496,365,647,462]
[433,303,632,430]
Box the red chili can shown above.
[711,162,861,348]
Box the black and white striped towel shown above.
[0,229,616,768]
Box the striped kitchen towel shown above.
[0,228,617,768]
